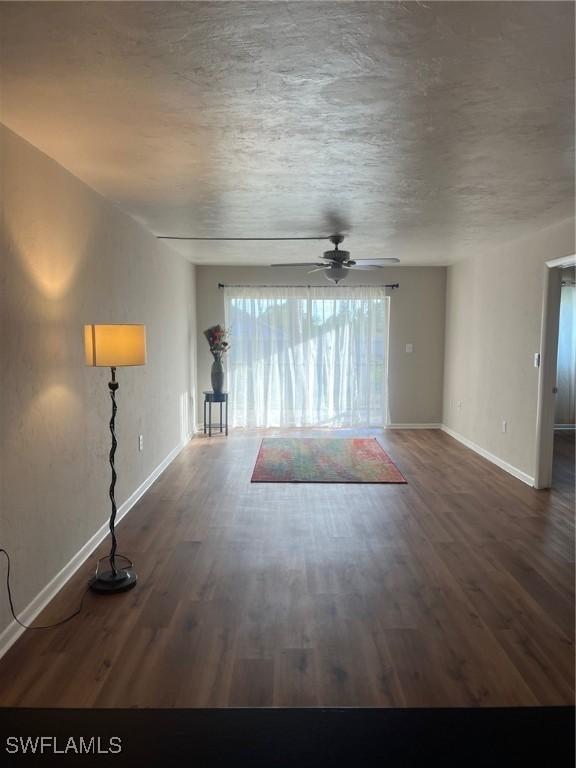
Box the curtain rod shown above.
[218,283,399,289]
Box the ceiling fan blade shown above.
[308,266,330,274]
[349,264,389,270]
[270,262,326,267]
[352,258,400,265]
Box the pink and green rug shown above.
[251,438,407,484]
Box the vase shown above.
[211,358,224,394]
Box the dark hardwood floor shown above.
[0,428,573,708]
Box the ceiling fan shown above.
[270,234,400,284]
[157,227,400,284]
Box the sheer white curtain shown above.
[555,285,576,425]
[224,285,390,428]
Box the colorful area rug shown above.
[251,438,407,484]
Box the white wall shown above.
[195,265,446,428]
[443,217,575,480]
[0,125,196,638]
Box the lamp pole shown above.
[90,366,137,593]
[108,366,119,577]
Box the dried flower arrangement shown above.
[203,324,230,361]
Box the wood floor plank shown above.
[229,658,274,707]
[273,649,319,707]
[0,428,572,707]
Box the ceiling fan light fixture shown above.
[324,265,348,284]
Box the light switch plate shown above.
[405,343,413,353]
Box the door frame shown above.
[534,253,576,489]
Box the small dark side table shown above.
[203,391,229,437]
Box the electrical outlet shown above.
[457,400,462,410]
[138,434,144,451]
[405,343,413,354]
[501,420,507,433]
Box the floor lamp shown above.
[84,323,147,593]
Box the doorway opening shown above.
[535,255,576,489]
[552,267,575,497]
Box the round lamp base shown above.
[89,567,137,594]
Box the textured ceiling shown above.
[0,1,574,265]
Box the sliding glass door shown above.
[224,286,390,428]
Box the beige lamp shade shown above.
[84,324,147,367]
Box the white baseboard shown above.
[440,425,535,487]
[0,436,191,661]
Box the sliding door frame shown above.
[223,285,390,428]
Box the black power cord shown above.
[0,549,133,630]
